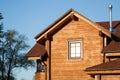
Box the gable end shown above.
[35,9,111,42]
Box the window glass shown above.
[71,46,75,53]
[68,39,82,59]
[71,53,75,57]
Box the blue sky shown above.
[0,0,120,80]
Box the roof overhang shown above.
[85,70,120,75]
[73,12,111,37]
[85,59,120,75]
[103,40,120,53]
[35,9,111,42]
[26,43,46,60]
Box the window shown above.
[68,39,82,59]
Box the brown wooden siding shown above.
[50,20,103,80]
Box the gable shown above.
[52,19,101,39]
[35,9,111,42]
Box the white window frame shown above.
[68,39,83,59]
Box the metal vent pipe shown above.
[109,5,112,32]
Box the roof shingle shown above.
[97,21,120,52]
[26,43,46,57]
[85,59,120,71]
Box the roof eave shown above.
[85,70,120,75]
[73,12,111,38]
[85,68,120,71]
[27,56,41,60]
[35,9,111,42]
[103,50,120,53]
[35,9,75,40]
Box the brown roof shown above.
[103,41,120,52]
[26,43,46,57]
[98,21,120,52]
[85,21,120,72]
[85,59,120,71]
[96,21,120,29]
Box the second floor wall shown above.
[49,19,104,79]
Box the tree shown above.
[0,13,4,79]
[0,14,35,80]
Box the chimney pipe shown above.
[109,5,112,32]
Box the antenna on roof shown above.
[109,5,112,32]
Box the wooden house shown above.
[26,9,120,80]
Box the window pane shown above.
[71,47,75,53]
[76,53,80,57]
[76,46,80,53]
[71,53,75,57]
[76,43,80,46]
[71,43,75,47]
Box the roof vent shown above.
[109,5,112,32]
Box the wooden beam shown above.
[86,70,120,75]
[74,12,111,37]
[36,12,73,41]
[45,39,51,80]
[27,56,40,60]
[95,75,101,80]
